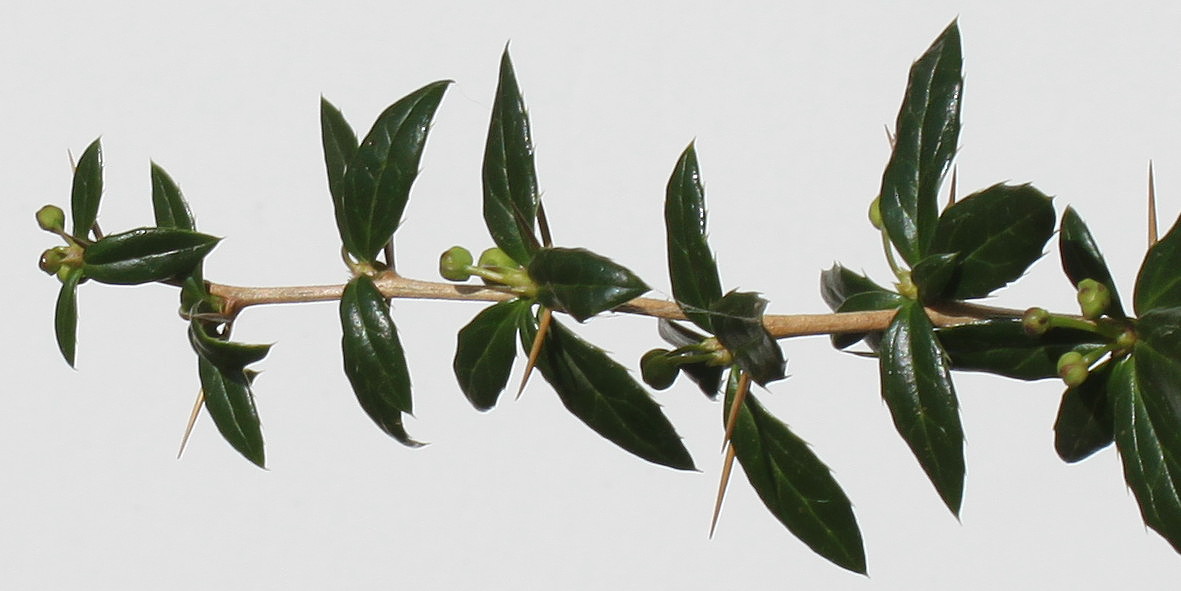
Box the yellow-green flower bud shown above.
[36,204,66,233]
[1022,307,1051,336]
[640,349,679,390]
[868,196,884,230]
[1076,279,1111,320]
[438,246,474,281]
[478,247,518,270]
[39,247,68,275]
[1056,351,1089,388]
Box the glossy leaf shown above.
[336,80,450,262]
[821,264,897,350]
[878,21,962,265]
[82,227,219,285]
[710,291,785,386]
[1111,354,1181,553]
[928,183,1055,299]
[1054,361,1115,463]
[529,247,649,322]
[188,318,273,373]
[665,143,723,331]
[320,96,359,209]
[70,138,103,240]
[197,356,265,468]
[725,383,866,573]
[54,268,82,367]
[911,252,959,302]
[340,275,416,440]
[831,291,905,351]
[880,300,964,515]
[454,299,529,411]
[937,319,1105,381]
[483,48,540,266]
[1135,213,1181,314]
[520,313,694,470]
[150,162,195,231]
[1060,207,1125,318]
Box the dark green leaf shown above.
[709,291,785,386]
[320,96,359,211]
[520,313,694,470]
[54,268,82,367]
[878,21,962,265]
[529,247,650,322]
[911,252,959,302]
[150,162,196,231]
[1135,213,1181,314]
[341,275,416,442]
[657,319,721,397]
[82,227,219,285]
[1111,355,1181,553]
[70,138,103,240]
[483,48,540,266]
[188,318,272,373]
[725,380,866,573]
[1054,361,1115,463]
[1060,207,1125,318]
[880,300,964,515]
[197,356,265,468]
[928,183,1055,299]
[665,143,723,332]
[454,299,529,411]
[336,81,451,262]
[821,264,898,350]
[831,291,905,351]
[938,319,1105,381]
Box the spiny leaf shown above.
[821,264,898,350]
[82,227,219,285]
[197,356,265,468]
[340,275,416,443]
[878,20,962,265]
[71,138,103,240]
[937,319,1105,381]
[54,268,83,367]
[454,299,529,411]
[1135,212,1181,314]
[528,247,649,322]
[188,318,273,374]
[709,291,785,386]
[1060,206,1125,318]
[520,313,694,470]
[880,300,964,515]
[320,96,359,211]
[483,48,540,266]
[150,162,196,231]
[1054,361,1115,463]
[665,143,722,332]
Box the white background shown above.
[3,1,1181,588]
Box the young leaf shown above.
[1111,354,1181,553]
[197,356,265,468]
[454,299,529,411]
[528,247,650,322]
[340,275,415,438]
[82,227,220,285]
[337,80,451,262]
[880,300,965,515]
[725,387,866,573]
[320,96,359,210]
[150,162,196,231]
[483,48,541,266]
[709,291,786,386]
[1134,213,1181,314]
[878,21,962,265]
[665,143,723,331]
[188,318,273,373]
[937,320,1105,381]
[520,313,695,470]
[1054,361,1115,463]
[927,183,1055,300]
[54,268,83,367]
[1060,206,1125,318]
[71,138,103,240]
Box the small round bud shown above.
[640,349,679,390]
[438,246,474,281]
[1115,328,1137,351]
[1022,307,1051,336]
[39,247,68,275]
[36,205,66,233]
[478,247,519,270]
[1077,279,1111,320]
[868,196,884,230]
[1057,351,1089,388]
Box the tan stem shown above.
[206,275,1025,339]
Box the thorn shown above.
[517,307,553,399]
[949,166,958,206]
[67,149,77,172]
[1149,161,1159,247]
[710,443,738,538]
[537,200,553,248]
[177,389,205,459]
[883,125,895,149]
[721,372,751,452]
